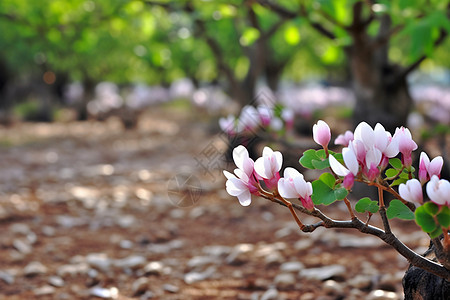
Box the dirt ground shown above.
[0,106,434,299]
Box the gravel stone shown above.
[24,261,48,277]
[367,289,400,300]
[261,287,279,300]
[132,277,149,295]
[163,284,179,293]
[34,285,55,296]
[48,276,65,287]
[89,286,119,299]
[274,273,296,289]
[323,280,345,296]
[280,261,305,273]
[299,264,346,281]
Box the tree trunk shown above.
[348,12,412,133]
[403,242,450,299]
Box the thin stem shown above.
[343,197,356,219]
[275,195,306,231]
[262,195,450,280]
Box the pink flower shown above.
[257,106,273,127]
[238,105,260,132]
[365,147,382,181]
[277,167,314,210]
[281,108,294,131]
[426,175,450,207]
[334,130,354,146]
[353,122,399,159]
[393,127,417,167]
[313,120,331,149]
[329,147,359,189]
[254,146,283,190]
[219,115,237,135]
[419,152,443,184]
[223,145,259,206]
[399,179,423,204]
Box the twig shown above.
[263,194,450,280]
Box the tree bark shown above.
[403,241,450,300]
[348,12,412,133]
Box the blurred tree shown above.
[257,0,450,131]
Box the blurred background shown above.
[0,1,449,299]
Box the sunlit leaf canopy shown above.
[0,0,449,86]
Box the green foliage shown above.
[389,158,403,170]
[299,149,330,170]
[415,203,450,237]
[386,199,415,220]
[355,197,379,214]
[311,172,347,205]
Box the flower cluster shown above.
[223,145,313,210]
[329,122,418,187]
[219,105,294,136]
[222,119,449,281]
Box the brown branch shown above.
[265,195,450,280]
[372,24,404,48]
[399,28,448,79]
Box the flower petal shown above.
[343,147,359,176]
[329,154,349,177]
[278,178,299,199]
[429,156,443,177]
[237,190,252,206]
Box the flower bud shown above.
[313,120,331,149]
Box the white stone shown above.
[261,287,279,300]
[274,273,296,289]
[89,287,119,299]
[24,261,48,276]
[115,255,146,270]
[299,264,346,281]
[132,277,149,295]
[280,261,304,273]
[48,276,65,287]
[367,289,400,300]
[323,280,344,296]
[294,239,314,251]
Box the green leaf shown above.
[391,178,407,187]
[319,172,335,189]
[437,206,450,228]
[389,158,402,169]
[316,149,327,159]
[385,168,398,178]
[299,149,318,169]
[299,149,330,170]
[387,199,415,220]
[284,24,301,45]
[423,202,439,216]
[429,227,443,238]
[415,206,438,233]
[311,158,330,170]
[334,187,348,200]
[311,179,336,206]
[355,197,379,214]
[240,27,260,46]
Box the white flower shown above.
[254,146,283,180]
[426,175,450,207]
[223,170,252,206]
[277,167,314,210]
[399,179,423,204]
[329,147,358,177]
[238,105,260,131]
[277,168,312,199]
[219,115,236,135]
